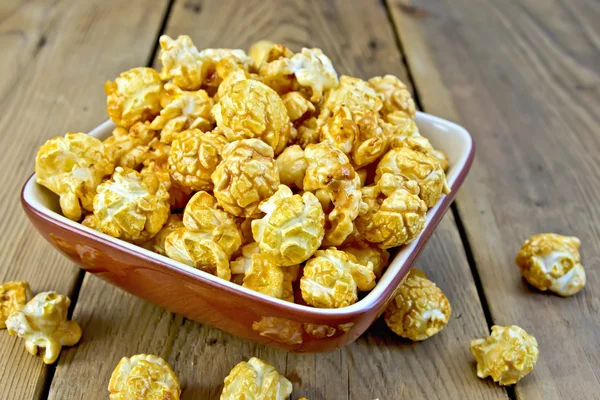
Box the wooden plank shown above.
[0,0,170,398]
[48,0,504,399]
[388,0,600,398]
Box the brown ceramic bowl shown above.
[22,112,474,352]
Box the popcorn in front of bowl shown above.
[470,325,539,386]
[221,357,292,400]
[105,67,163,129]
[6,292,82,364]
[108,354,180,400]
[212,139,280,217]
[35,132,114,221]
[516,233,585,297]
[104,122,156,169]
[384,269,451,341]
[83,167,170,243]
[252,185,325,266]
[0,281,32,329]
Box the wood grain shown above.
[388,0,600,398]
[0,0,170,398]
[46,1,505,399]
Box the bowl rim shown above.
[22,112,475,319]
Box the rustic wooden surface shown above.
[1,0,596,399]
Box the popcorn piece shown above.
[304,142,367,246]
[252,185,325,266]
[236,217,255,246]
[108,354,180,400]
[343,243,390,279]
[212,139,280,217]
[168,129,228,191]
[248,40,293,68]
[141,214,183,256]
[221,357,292,400]
[368,75,416,119]
[35,133,114,221]
[356,173,427,249]
[158,35,204,90]
[183,191,241,257]
[0,281,32,329]
[164,227,231,281]
[105,67,163,129]
[151,83,214,144]
[252,316,303,345]
[470,325,539,385]
[104,122,156,169]
[282,92,315,122]
[212,79,290,155]
[515,233,585,297]
[276,145,307,189]
[376,145,450,208]
[83,167,170,243]
[230,242,260,275]
[6,292,82,364]
[320,75,382,118]
[293,117,319,149]
[214,58,256,99]
[242,253,288,299]
[384,269,451,341]
[198,48,255,90]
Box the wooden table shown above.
[1,0,598,398]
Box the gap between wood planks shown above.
[381,1,516,400]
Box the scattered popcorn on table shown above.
[108,354,180,400]
[0,281,31,329]
[220,357,292,400]
[470,325,539,385]
[6,292,82,364]
[384,269,451,341]
[516,233,585,296]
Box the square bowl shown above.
[21,112,474,352]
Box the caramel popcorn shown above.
[6,292,82,364]
[164,227,231,281]
[212,79,290,154]
[0,281,31,329]
[105,67,163,129]
[252,185,325,266]
[376,145,449,208]
[35,132,114,221]
[104,122,156,169]
[141,214,183,256]
[182,191,241,257]
[384,269,451,341]
[320,75,382,118]
[168,128,228,191]
[248,40,293,68]
[83,167,170,243]
[242,252,288,299]
[158,35,204,90]
[151,83,214,144]
[292,117,319,149]
[276,145,307,189]
[470,325,539,385]
[515,233,585,296]
[356,173,427,249]
[212,139,280,217]
[281,92,315,122]
[230,242,260,276]
[108,354,180,400]
[221,357,292,400]
[343,243,390,279]
[368,75,416,119]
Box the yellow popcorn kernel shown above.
[252,185,325,266]
[384,269,451,341]
[212,79,290,155]
[212,139,280,217]
[343,243,390,280]
[376,145,450,208]
[292,117,319,149]
[276,145,307,189]
[150,83,214,144]
[197,47,255,91]
[242,253,288,299]
[164,227,231,281]
[83,167,170,243]
[108,354,180,400]
[168,128,228,192]
[251,316,303,345]
[221,357,292,400]
[6,292,82,364]
[230,242,260,276]
[105,67,163,129]
[104,122,156,169]
[368,75,416,119]
[470,325,539,385]
[141,214,183,256]
[515,233,585,297]
[356,173,427,249]
[281,91,315,122]
[320,75,382,120]
[183,191,241,257]
[248,40,294,68]
[0,281,32,329]
[35,132,114,221]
